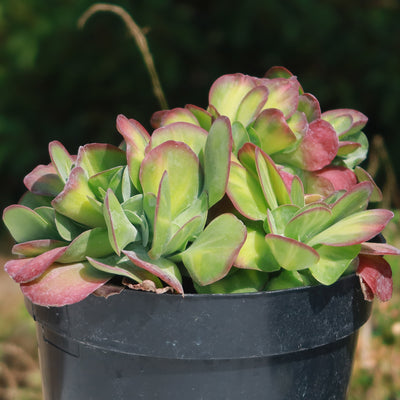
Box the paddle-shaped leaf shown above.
[330,182,372,222]
[5,246,67,283]
[20,262,111,307]
[151,108,200,128]
[285,206,332,243]
[308,209,394,247]
[231,121,250,156]
[23,164,64,196]
[3,205,59,242]
[255,146,291,208]
[12,239,67,257]
[310,244,360,285]
[305,166,357,196]
[104,189,139,256]
[149,172,171,259]
[354,166,382,202]
[123,248,183,294]
[297,93,321,122]
[185,104,213,131]
[265,234,319,271]
[227,162,268,220]
[52,167,105,227]
[252,109,297,155]
[149,122,207,160]
[48,140,75,183]
[339,131,369,169]
[265,270,314,291]
[140,141,200,219]
[209,73,255,120]
[88,166,124,202]
[204,117,232,207]
[260,76,300,119]
[87,254,162,286]
[321,109,368,137]
[360,242,400,256]
[271,205,300,235]
[234,227,280,272]
[180,214,246,285]
[116,115,150,191]
[236,86,269,127]
[282,119,339,171]
[357,254,392,302]
[195,269,269,294]
[165,216,204,255]
[54,212,85,241]
[76,143,126,178]
[57,228,114,263]
[290,176,305,207]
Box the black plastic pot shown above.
[26,273,371,400]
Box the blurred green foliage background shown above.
[1,0,400,211]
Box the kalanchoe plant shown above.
[3,66,399,306]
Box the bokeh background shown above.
[0,0,399,399]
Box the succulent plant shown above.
[3,116,246,306]
[3,66,399,307]
[151,66,380,200]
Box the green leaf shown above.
[231,121,250,156]
[194,268,269,294]
[271,205,300,235]
[149,172,172,259]
[209,73,255,120]
[87,254,162,285]
[48,140,74,183]
[310,244,360,285]
[252,109,297,154]
[18,192,52,209]
[52,167,105,228]
[116,115,150,192]
[180,214,246,285]
[204,117,232,207]
[76,143,126,178]
[236,86,268,127]
[290,176,305,207]
[55,212,85,241]
[255,146,291,208]
[186,104,212,131]
[149,122,207,161]
[58,227,114,263]
[140,141,201,219]
[165,215,205,255]
[104,189,139,256]
[227,162,268,220]
[339,131,369,169]
[308,209,394,247]
[354,166,382,202]
[3,205,59,242]
[265,234,319,271]
[330,182,372,222]
[265,270,314,291]
[234,227,280,272]
[88,166,124,202]
[285,206,332,243]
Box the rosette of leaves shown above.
[3,115,246,306]
[151,66,379,200]
[223,142,399,301]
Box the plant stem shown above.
[78,3,168,110]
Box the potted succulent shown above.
[3,67,400,400]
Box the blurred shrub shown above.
[1,0,399,210]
